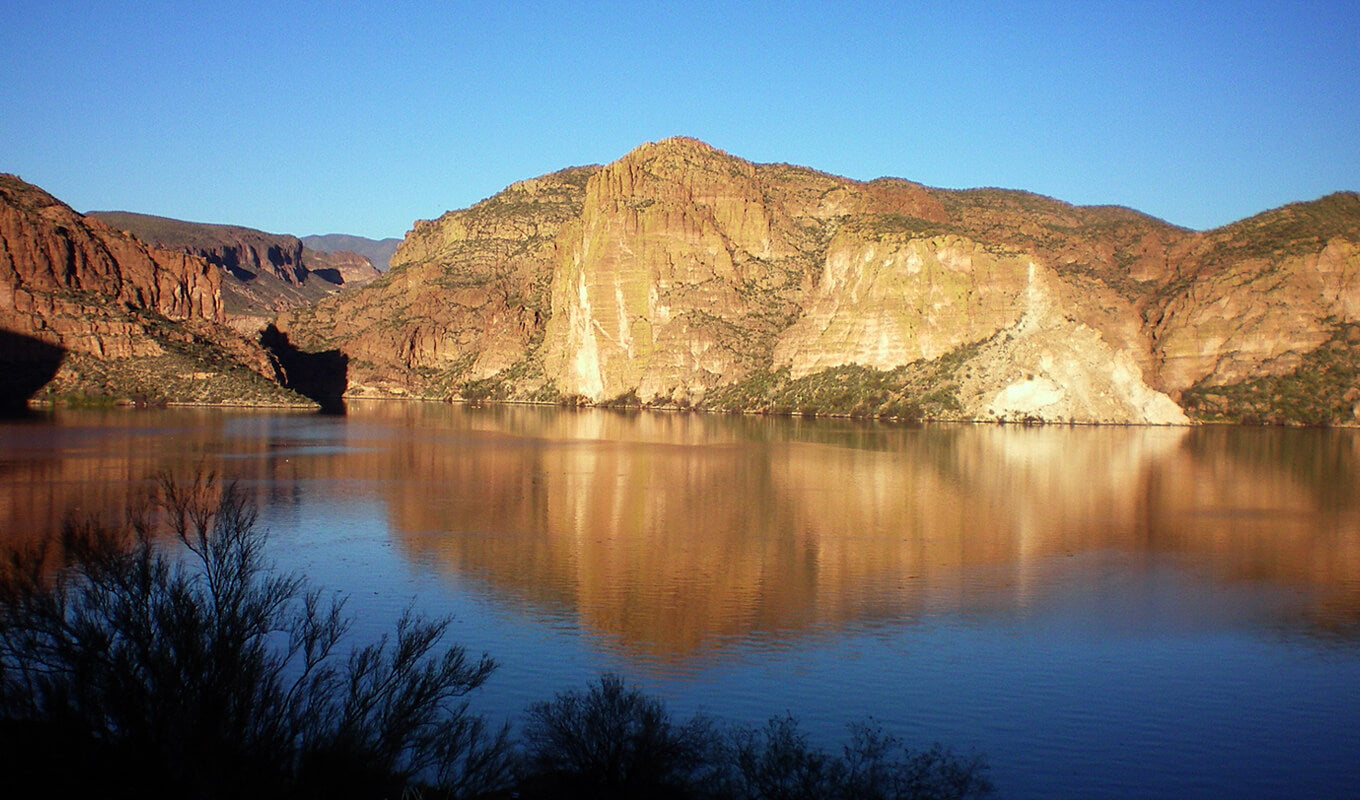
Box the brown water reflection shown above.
[2,404,1359,659]
[0,409,312,550]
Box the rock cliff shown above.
[272,139,1360,425]
[88,211,307,285]
[0,175,312,407]
[277,167,596,398]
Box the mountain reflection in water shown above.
[3,402,1359,659]
[5,403,1360,798]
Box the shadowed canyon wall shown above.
[88,211,382,320]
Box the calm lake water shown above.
[2,401,1359,798]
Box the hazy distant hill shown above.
[278,137,1360,426]
[301,234,400,271]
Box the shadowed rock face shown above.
[0,175,313,407]
[259,324,348,413]
[0,329,64,410]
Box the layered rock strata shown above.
[256,140,1360,424]
[0,175,311,407]
[301,248,383,288]
[88,211,307,285]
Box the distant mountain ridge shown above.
[301,234,400,271]
[278,137,1360,425]
[88,211,382,320]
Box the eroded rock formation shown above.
[88,211,307,286]
[0,175,312,407]
[277,167,595,398]
[301,247,382,288]
[107,139,1360,424]
[301,234,401,272]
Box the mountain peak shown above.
[0,173,70,215]
[620,137,737,167]
[636,136,721,154]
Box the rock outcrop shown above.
[1152,195,1360,394]
[541,139,805,403]
[269,139,1360,425]
[0,175,312,407]
[88,211,307,285]
[3,180,221,329]
[277,167,595,398]
[773,233,1033,377]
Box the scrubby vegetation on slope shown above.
[1181,322,1360,426]
[700,347,973,422]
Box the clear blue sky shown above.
[2,1,1357,239]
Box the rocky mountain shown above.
[88,210,307,283]
[276,138,1359,425]
[87,211,380,322]
[301,234,401,271]
[11,139,1356,424]
[1,175,313,408]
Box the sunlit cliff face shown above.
[3,405,1359,663]
[270,138,1360,426]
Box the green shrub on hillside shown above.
[701,340,980,421]
[1182,324,1360,425]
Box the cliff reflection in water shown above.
[3,403,1360,662]
[346,403,1360,658]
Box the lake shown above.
[2,401,1358,798]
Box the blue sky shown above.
[2,1,1357,239]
